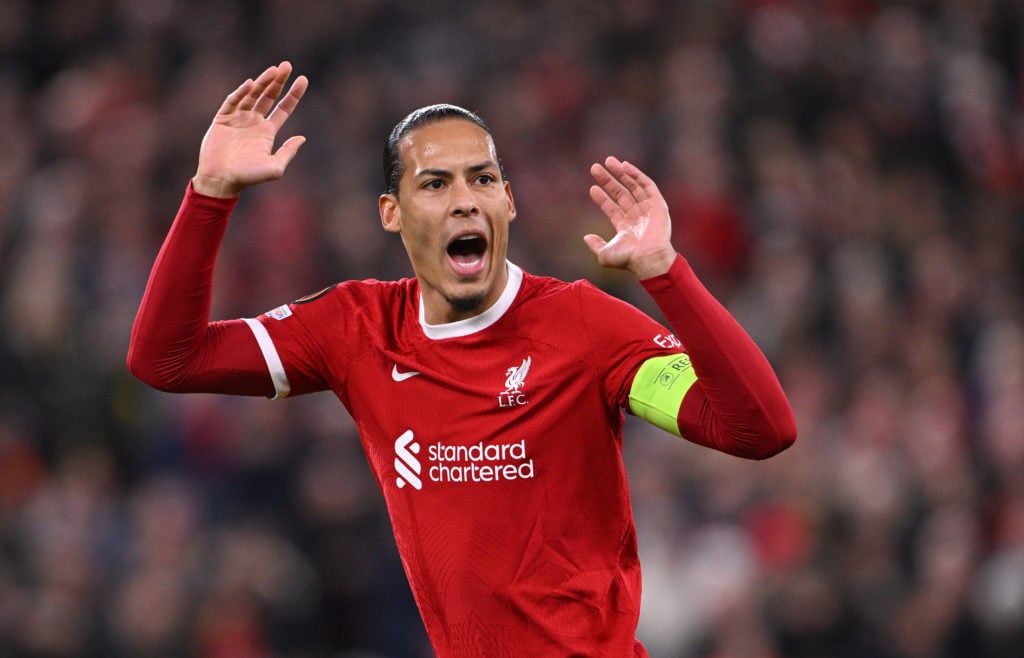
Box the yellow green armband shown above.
[628,353,698,437]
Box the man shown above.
[128,61,796,657]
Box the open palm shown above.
[193,61,308,198]
[585,156,677,280]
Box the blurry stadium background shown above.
[2,1,1024,656]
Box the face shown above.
[379,119,516,324]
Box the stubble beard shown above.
[445,292,486,315]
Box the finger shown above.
[591,162,638,211]
[601,156,632,186]
[237,64,281,112]
[616,159,661,202]
[603,155,624,173]
[590,186,637,236]
[218,78,254,115]
[268,75,309,130]
[589,183,625,224]
[602,156,654,204]
[254,61,293,116]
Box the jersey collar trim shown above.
[419,262,523,340]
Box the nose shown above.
[450,180,478,216]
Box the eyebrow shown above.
[414,161,498,179]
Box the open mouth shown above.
[446,233,488,276]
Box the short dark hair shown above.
[382,104,504,195]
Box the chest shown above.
[340,332,621,488]
[347,333,600,424]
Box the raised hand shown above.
[584,156,677,280]
[192,61,308,198]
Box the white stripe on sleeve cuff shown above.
[243,318,291,399]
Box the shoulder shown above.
[519,270,592,301]
[518,271,664,344]
[520,270,623,310]
[294,277,415,305]
[510,271,636,332]
[264,277,416,328]
[332,277,416,302]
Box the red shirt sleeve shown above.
[571,279,686,409]
[640,255,797,459]
[126,183,274,396]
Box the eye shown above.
[423,179,445,190]
[474,173,496,185]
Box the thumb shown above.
[583,233,607,257]
[273,135,307,168]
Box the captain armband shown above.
[628,353,698,437]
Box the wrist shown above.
[632,249,678,281]
[191,173,242,199]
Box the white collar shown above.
[419,262,523,340]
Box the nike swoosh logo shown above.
[391,365,421,382]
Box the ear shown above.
[504,181,517,222]
[379,193,402,233]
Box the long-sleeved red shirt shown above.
[128,184,796,657]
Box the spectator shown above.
[2,1,1023,656]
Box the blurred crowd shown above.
[1,0,1023,656]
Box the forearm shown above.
[640,255,796,458]
[127,183,272,395]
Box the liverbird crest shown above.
[504,356,531,393]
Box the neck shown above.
[419,263,521,333]
[421,270,508,325]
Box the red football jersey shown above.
[129,186,796,656]
[249,263,681,656]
